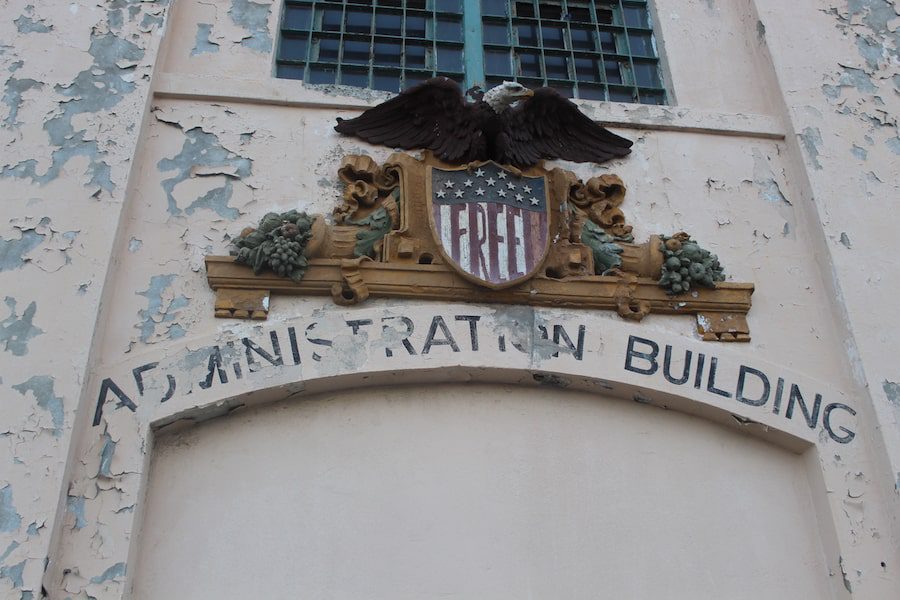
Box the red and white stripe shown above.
[433,202,547,284]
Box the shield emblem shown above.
[427,162,550,289]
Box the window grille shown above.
[276,0,665,104]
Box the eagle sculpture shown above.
[334,77,632,169]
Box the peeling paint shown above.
[90,562,126,584]
[1,33,145,191]
[0,227,44,272]
[0,297,43,356]
[65,495,86,530]
[98,433,117,478]
[0,560,25,589]
[883,381,900,408]
[13,376,64,437]
[186,179,240,220]
[751,149,790,205]
[2,77,42,129]
[229,0,273,52]
[128,237,143,253]
[839,232,852,249]
[156,126,252,218]
[135,274,190,343]
[0,485,22,533]
[14,14,52,34]
[851,145,868,160]
[799,127,824,170]
[191,23,220,56]
[886,137,900,155]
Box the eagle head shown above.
[483,81,534,113]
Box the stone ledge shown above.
[153,72,785,141]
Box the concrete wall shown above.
[0,0,897,598]
[133,384,834,599]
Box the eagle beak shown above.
[523,89,534,97]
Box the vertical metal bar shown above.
[594,0,609,100]
[618,0,638,101]
[462,0,485,88]
[305,0,318,82]
[368,3,376,88]
[337,1,347,84]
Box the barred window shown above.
[276,0,665,104]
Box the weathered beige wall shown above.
[0,0,897,598]
[134,384,834,599]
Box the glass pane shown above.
[517,23,539,46]
[515,1,535,17]
[345,8,372,33]
[276,64,305,80]
[348,0,373,4]
[284,6,312,30]
[542,25,565,49]
[435,0,462,13]
[609,86,635,102]
[570,26,595,50]
[605,60,623,83]
[518,51,542,77]
[539,4,562,19]
[343,40,371,64]
[596,7,613,24]
[639,90,665,105]
[437,46,463,71]
[341,69,369,87]
[322,7,343,31]
[483,22,509,44]
[405,43,427,68]
[599,30,616,53]
[482,0,509,17]
[544,54,568,79]
[317,37,340,61]
[374,40,401,65]
[280,36,309,60]
[375,11,402,35]
[623,7,647,28]
[436,17,462,42]
[373,70,401,91]
[633,62,659,87]
[379,0,402,6]
[407,0,426,9]
[574,57,600,82]
[308,64,336,83]
[578,84,606,100]
[405,15,426,38]
[485,49,512,75]
[628,33,653,56]
[568,5,591,22]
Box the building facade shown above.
[0,0,898,597]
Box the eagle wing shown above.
[499,88,632,168]
[334,77,484,164]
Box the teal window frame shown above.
[275,0,666,104]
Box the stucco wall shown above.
[0,0,897,598]
[134,384,834,599]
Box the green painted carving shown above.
[347,190,397,258]
[232,210,314,282]
[581,219,627,274]
[658,233,726,294]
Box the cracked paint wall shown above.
[0,0,898,598]
[0,1,171,598]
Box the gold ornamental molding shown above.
[205,152,754,342]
